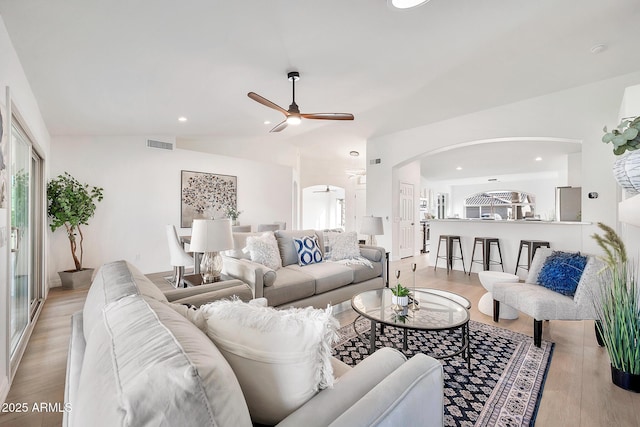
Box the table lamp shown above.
[189,218,234,283]
[360,216,384,246]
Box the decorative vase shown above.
[611,365,640,393]
[613,151,640,194]
[58,268,95,289]
[391,295,409,307]
[232,219,239,226]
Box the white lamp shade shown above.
[619,84,640,121]
[360,216,384,236]
[189,219,234,252]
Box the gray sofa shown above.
[64,260,444,427]
[222,229,386,308]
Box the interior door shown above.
[399,182,414,258]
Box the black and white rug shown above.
[333,318,554,427]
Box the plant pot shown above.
[391,295,409,307]
[59,268,95,290]
[613,150,640,194]
[611,365,640,393]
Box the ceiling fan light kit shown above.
[248,71,354,133]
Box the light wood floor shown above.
[1,254,639,426]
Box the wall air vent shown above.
[146,139,174,151]
[369,158,381,165]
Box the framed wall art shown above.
[180,170,237,228]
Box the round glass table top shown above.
[351,288,469,330]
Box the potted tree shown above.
[591,222,640,392]
[47,172,104,289]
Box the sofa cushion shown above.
[350,262,384,283]
[201,299,339,425]
[288,263,354,294]
[294,235,324,266]
[83,260,167,339]
[74,295,252,427]
[327,231,360,261]
[537,251,588,296]
[263,268,316,306]
[246,232,282,270]
[275,229,324,267]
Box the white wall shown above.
[48,136,293,284]
[0,15,51,404]
[368,72,640,258]
[302,185,345,230]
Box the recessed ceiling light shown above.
[590,44,606,54]
[350,150,360,157]
[178,116,187,122]
[388,0,431,9]
[456,166,462,170]
[264,120,271,125]
[535,157,542,161]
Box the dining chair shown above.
[257,223,280,232]
[166,225,194,287]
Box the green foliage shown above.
[225,205,243,220]
[592,223,640,375]
[602,116,640,155]
[47,172,103,271]
[391,283,410,297]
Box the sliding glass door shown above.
[9,122,31,357]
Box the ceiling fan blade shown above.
[248,92,289,116]
[301,113,354,121]
[269,119,288,133]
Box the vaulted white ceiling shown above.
[1,0,639,174]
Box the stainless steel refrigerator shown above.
[555,187,582,221]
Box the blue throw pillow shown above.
[536,251,588,296]
[294,236,323,266]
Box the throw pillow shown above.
[328,231,360,261]
[536,251,588,296]
[246,232,281,270]
[294,235,323,266]
[200,299,339,425]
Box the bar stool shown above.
[434,235,466,274]
[514,240,550,274]
[469,237,504,275]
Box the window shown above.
[464,191,535,220]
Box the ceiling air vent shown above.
[146,139,174,151]
[369,158,381,165]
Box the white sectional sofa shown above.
[222,229,387,308]
[64,260,444,427]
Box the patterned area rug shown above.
[333,318,554,427]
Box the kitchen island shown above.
[428,219,590,277]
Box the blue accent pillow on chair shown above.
[536,251,588,296]
[294,236,323,266]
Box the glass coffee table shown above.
[351,288,471,369]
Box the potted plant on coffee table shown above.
[47,172,104,289]
[591,222,640,392]
[391,283,410,312]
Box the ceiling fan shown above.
[313,185,337,193]
[248,71,354,133]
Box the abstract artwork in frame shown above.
[181,170,237,228]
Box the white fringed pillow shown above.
[328,231,360,260]
[200,299,339,425]
[246,232,282,270]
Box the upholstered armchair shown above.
[492,248,603,347]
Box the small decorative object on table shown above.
[391,270,410,312]
[409,263,420,311]
[225,205,243,226]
